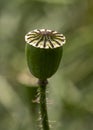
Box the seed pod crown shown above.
[25,29,66,49]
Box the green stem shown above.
[38,79,50,130]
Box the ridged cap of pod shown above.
[25,29,66,80]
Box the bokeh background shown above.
[0,0,93,130]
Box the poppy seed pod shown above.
[25,29,66,80]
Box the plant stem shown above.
[38,79,50,130]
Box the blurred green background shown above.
[0,0,93,130]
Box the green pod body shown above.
[26,44,63,80]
